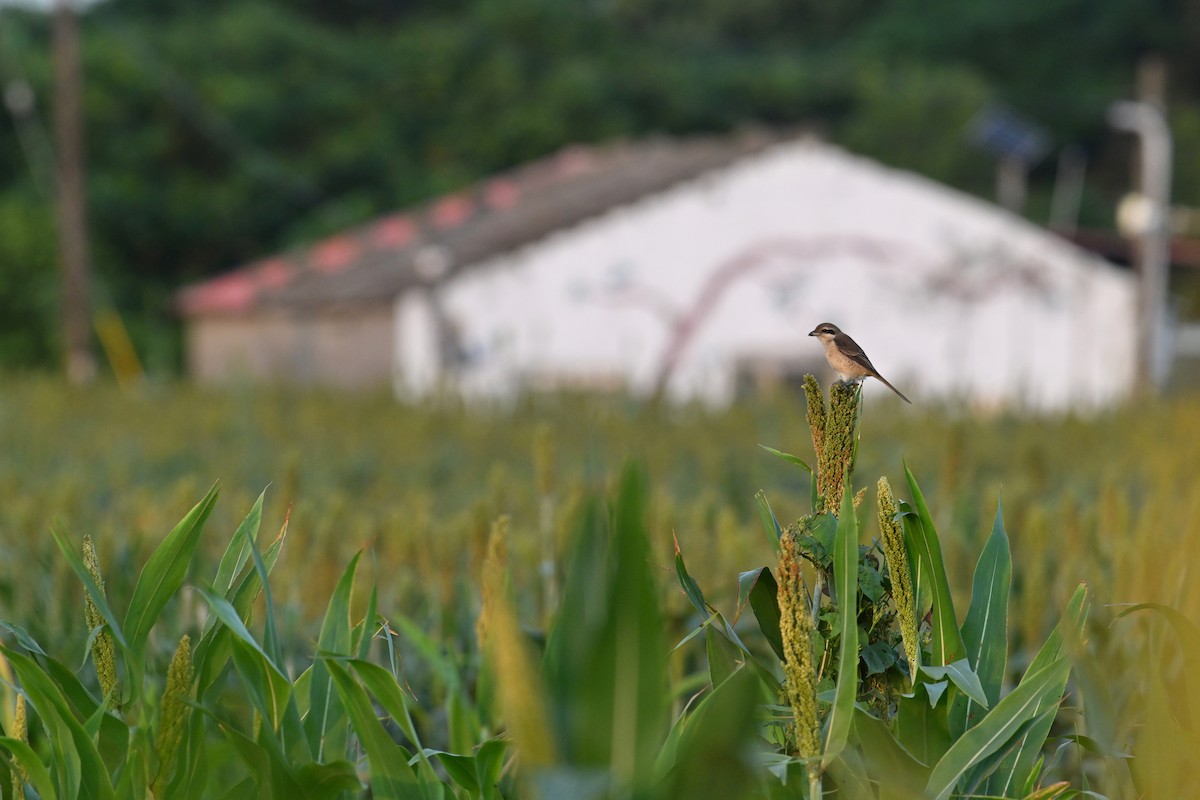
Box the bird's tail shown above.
[873,374,911,404]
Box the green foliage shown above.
[1114,604,1200,798]
[4,485,439,798]
[0,380,1196,796]
[0,197,58,368]
[823,485,860,769]
[746,375,1092,798]
[901,463,967,668]
[837,61,993,194]
[949,505,1010,738]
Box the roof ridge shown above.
[178,128,795,315]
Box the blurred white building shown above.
[178,132,1136,410]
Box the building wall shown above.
[187,313,298,384]
[188,307,394,388]
[403,140,1135,410]
[307,308,395,388]
[187,140,1136,408]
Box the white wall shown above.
[398,140,1136,410]
[393,289,442,399]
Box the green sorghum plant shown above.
[82,534,119,707]
[877,477,918,682]
[152,634,192,798]
[777,531,821,766]
[480,516,555,770]
[475,516,509,653]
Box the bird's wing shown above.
[835,333,878,374]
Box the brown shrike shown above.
[808,323,911,404]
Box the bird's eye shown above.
[821,328,834,334]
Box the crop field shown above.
[0,376,1196,798]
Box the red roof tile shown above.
[431,194,474,229]
[313,236,360,273]
[177,272,258,315]
[372,214,418,248]
[484,178,520,210]
[255,258,294,289]
[177,129,787,315]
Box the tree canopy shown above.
[0,0,1192,370]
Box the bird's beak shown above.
[807,331,817,337]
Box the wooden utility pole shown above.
[53,0,95,384]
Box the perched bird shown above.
[808,322,911,403]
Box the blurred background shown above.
[1,0,1199,402]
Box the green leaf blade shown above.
[0,736,59,800]
[923,659,988,708]
[926,656,1072,800]
[984,583,1090,797]
[704,625,740,689]
[736,567,784,662]
[901,465,966,666]
[3,648,115,800]
[950,502,1011,737]
[212,490,265,598]
[306,551,362,762]
[758,444,813,474]
[674,538,709,617]
[822,483,859,768]
[124,484,220,660]
[754,490,783,548]
[325,660,425,800]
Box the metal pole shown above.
[53,0,95,384]
[1108,100,1173,391]
[996,154,1028,214]
[1048,145,1086,234]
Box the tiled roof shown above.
[176,129,788,316]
